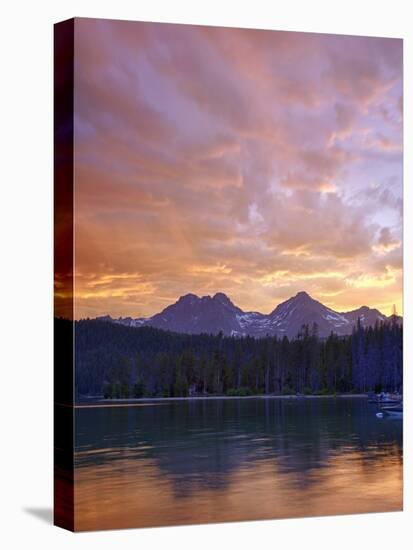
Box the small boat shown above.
[378,398,401,405]
[381,404,403,418]
[369,398,401,405]
[367,391,402,405]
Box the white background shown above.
[0,0,411,548]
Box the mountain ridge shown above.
[96,291,401,339]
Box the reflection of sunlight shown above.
[74,445,402,531]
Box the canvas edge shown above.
[53,17,75,532]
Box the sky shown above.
[72,18,403,319]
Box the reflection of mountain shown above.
[98,291,401,338]
[75,398,402,496]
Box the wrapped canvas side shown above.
[54,18,75,532]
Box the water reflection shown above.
[74,397,402,531]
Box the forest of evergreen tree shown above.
[68,318,402,399]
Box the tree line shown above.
[70,318,402,399]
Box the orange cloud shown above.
[71,19,402,320]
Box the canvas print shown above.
[54,17,403,531]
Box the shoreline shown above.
[75,393,368,408]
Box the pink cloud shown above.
[72,18,402,318]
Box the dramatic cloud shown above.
[73,19,403,319]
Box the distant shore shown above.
[75,393,368,407]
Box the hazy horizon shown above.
[67,19,402,320]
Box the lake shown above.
[74,396,402,531]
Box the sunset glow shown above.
[73,19,402,319]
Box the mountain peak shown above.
[213,292,233,305]
[293,291,313,301]
[177,293,199,304]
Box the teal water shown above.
[74,397,402,531]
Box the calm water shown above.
[74,397,402,531]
